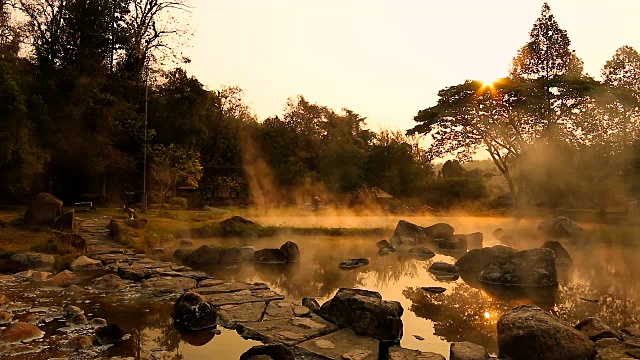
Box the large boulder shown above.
[455,245,518,272]
[479,248,558,287]
[10,252,55,271]
[423,223,455,240]
[318,288,403,341]
[24,193,63,226]
[52,209,75,232]
[186,245,221,263]
[280,241,300,263]
[537,216,586,243]
[254,249,287,264]
[174,292,217,331]
[391,220,427,244]
[541,241,572,265]
[498,305,596,360]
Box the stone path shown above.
[77,217,442,360]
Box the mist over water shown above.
[149,214,640,358]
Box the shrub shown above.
[168,197,188,209]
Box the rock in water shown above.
[186,245,221,263]
[497,305,596,360]
[318,288,403,341]
[254,249,288,264]
[455,232,483,250]
[575,317,622,341]
[174,292,217,331]
[479,248,558,287]
[537,216,586,243]
[421,287,446,294]
[280,241,300,263]
[339,258,369,269]
[240,344,295,360]
[302,297,320,313]
[450,341,489,360]
[70,256,102,271]
[455,245,518,271]
[0,322,44,343]
[96,324,126,345]
[429,262,460,277]
[24,192,63,226]
[388,346,445,360]
[390,220,427,244]
[239,246,257,260]
[408,247,435,260]
[9,252,55,271]
[219,247,242,263]
[541,240,573,265]
[423,223,455,240]
[376,240,392,249]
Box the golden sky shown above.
[187,0,640,131]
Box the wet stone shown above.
[575,317,623,341]
[263,300,296,320]
[31,271,52,282]
[0,311,13,324]
[90,318,108,328]
[201,288,284,306]
[195,281,269,295]
[92,274,126,291]
[23,313,40,324]
[67,313,88,326]
[0,322,44,343]
[44,270,79,287]
[237,315,339,346]
[302,297,320,313]
[65,334,94,350]
[0,344,42,356]
[296,329,379,360]
[96,324,126,345]
[217,302,267,328]
[450,341,490,360]
[388,346,446,360]
[70,255,102,271]
[141,276,197,293]
[294,305,311,317]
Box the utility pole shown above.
[143,73,148,212]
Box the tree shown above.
[149,143,202,209]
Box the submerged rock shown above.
[96,324,126,345]
[388,346,445,360]
[541,240,573,265]
[450,341,489,360]
[173,292,217,331]
[280,241,300,263]
[429,262,460,277]
[339,258,369,270]
[455,245,518,272]
[498,305,596,360]
[91,274,126,291]
[44,270,78,288]
[408,247,435,260]
[254,249,287,264]
[479,248,558,287]
[318,288,403,341]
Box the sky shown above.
[185,0,640,132]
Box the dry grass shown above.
[0,210,55,256]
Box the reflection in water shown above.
[138,216,640,359]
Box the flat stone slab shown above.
[237,315,339,346]
[388,346,446,360]
[296,328,379,360]
[141,277,197,293]
[217,302,267,328]
[203,289,284,306]
[195,282,270,295]
[263,300,297,320]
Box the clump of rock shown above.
[498,305,596,360]
[318,288,403,341]
[173,292,217,331]
[537,216,586,243]
[479,248,558,287]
